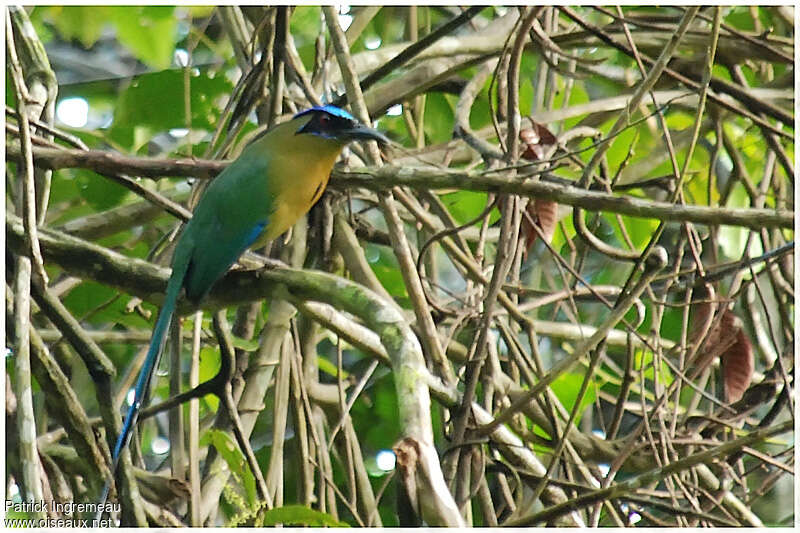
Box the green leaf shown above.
[518,77,534,117]
[603,213,659,252]
[369,246,408,301]
[723,6,756,31]
[561,82,589,130]
[199,346,220,412]
[50,6,106,48]
[317,355,351,380]
[719,183,763,259]
[550,207,574,254]
[606,123,636,172]
[351,374,400,448]
[201,429,257,507]
[74,168,129,210]
[107,6,177,70]
[468,78,493,130]
[110,68,233,150]
[423,92,454,145]
[258,505,349,527]
[61,280,119,321]
[549,371,596,425]
[187,6,216,18]
[290,6,323,68]
[440,190,490,225]
[230,334,259,352]
[634,349,673,385]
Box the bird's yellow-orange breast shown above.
[250,119,346,243]
[265,149,339,240]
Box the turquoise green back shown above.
[174,115,345,302]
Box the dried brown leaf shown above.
[519,123,557,161]
[522,198,558,253]
[688,297,755,403]
[689,306,738,379]
[519,124,559,255]
[688,285,716,350]
[722,328,754,403]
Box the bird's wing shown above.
[182,211,267,302]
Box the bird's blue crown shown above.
[294,105,355,122]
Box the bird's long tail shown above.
[100,261,187,507]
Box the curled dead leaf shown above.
[688,293,754,403]
[519,124,559,256]
[722,328,754,403]
[690,307,738,376]
[688,284,716,350]
[522,198,558,253]
[519,123,557,161]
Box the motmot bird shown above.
[107,105,388,488]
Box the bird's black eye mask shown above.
[296,112,355,139]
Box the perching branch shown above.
[8,145,792,230]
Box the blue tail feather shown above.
[101,258,188,505]
[110,297,175,469]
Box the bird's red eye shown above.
[320,114,331,125]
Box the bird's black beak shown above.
[344,124,390,145]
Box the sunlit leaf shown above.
[108,6,177,70]
[634,349,673,385]
[110,69,232,150]
[440,190,489,225]
[258,505,348,527]
[549,371,597,425]
[50,6,106,48]
[201,429,257,507]
[423,92,455,145]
